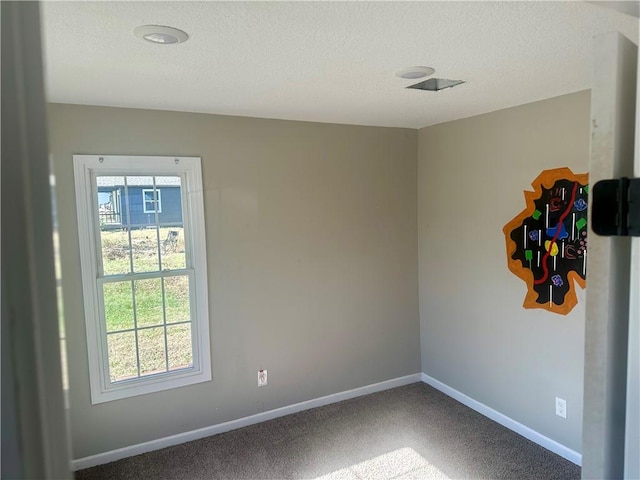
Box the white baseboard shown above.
[420,373,582,466]
[72,372,582,470]
[71,373,423,471]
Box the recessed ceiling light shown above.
[134,25,189,45]
[395,66,435,80]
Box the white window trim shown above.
[142,188,162,214]
[73,155,211,404]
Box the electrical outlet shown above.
[555,397,567,418]
[258,369,267,387]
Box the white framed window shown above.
[73,155,211,404]
[142,188,162,213]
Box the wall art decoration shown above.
[503,167,588,315]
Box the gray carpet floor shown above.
[75,383,581,480]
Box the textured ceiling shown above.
[41,1,638,129]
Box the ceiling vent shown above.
[407,78,464,92]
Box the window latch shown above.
[592,177,640,237]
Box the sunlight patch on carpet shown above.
[312,447,449,480]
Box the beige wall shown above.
[50,92,591,460]
[48,104,420,459]
[418,91,590,453]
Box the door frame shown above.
[1,2,71,478]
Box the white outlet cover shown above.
[258,370,267,387]
[555,397,567,418]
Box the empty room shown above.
[2,1,639,479]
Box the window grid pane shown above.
[131,226,160,274]
[100,229,130,276]
[160,227,186,270]
[167,324,193,371]
[164,275,191,323]
[97,176,124,227]
[107,331,137,382]
[138,327,167,376]
[104,282,134,332]
[134,278,164,328]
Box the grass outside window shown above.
[101,227,193,382]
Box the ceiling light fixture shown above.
[134,25,189,45]
[395,66,435,80]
